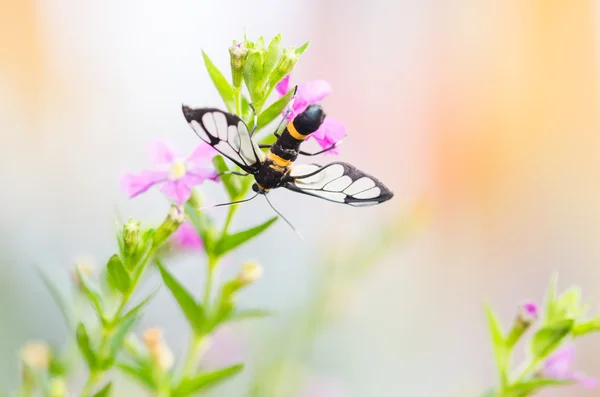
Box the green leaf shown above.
[202,51,235,113]
[76,267,106,324]
[226,308,274,323]
[215,216,278,257]
[572,315,600,336]
[117,362,155,389]
[543,273,558,324]
[106,254,131,293]
[174,364,244,396]
[530,319,574,359]
[213,155,241,200]
[256,89,293,130]
[92,382,112,397]
[76,323,97,369]
[295,41,310,55]
[484,303,507,387]
[157,260,206,334]
[37,267,74,330]
[100,315,138,369]
[243,50,265,105]
[506,378,572,396]
[120,287,160,325]
[263,34,282,78]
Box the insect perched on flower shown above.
[181,103,393,214]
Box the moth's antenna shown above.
[199,193,259,210]
[264,194,303,240]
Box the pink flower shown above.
[276,75,345,155]
[121,141,218,205]
[202,327,244,369]
[541,345,598,389]
[170,221,202,250]
[299,377,346,397]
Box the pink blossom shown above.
[276,75,345,155]
[170,221,202,250]
[299,377,346,397]
[542,345,598,389]
[121,141,218,205]
[202,326,244,369]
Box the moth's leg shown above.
[298,139,344,157]
[249,104,259,137]
[271,85,298,138]
[217,171,250,177]
[258,144,273,149]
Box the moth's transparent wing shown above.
[182,106,264,174]
[285,162,393,206]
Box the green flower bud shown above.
[123,217,141,257]
[229,41,248,90]
[268,46,299,90]
[153,205,185,248]
[188,188,204,209]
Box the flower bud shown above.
[20,341,51,370]
[506,301,539,348]
[71,258,94,289]
[268,46,299,90]
[143,328,174,371]
[237,261,262,284]
[229,41,248,90]
[153,205,185,248]
[123,217,141,257]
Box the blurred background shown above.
[1,0,600,396]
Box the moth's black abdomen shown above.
[294,104,325,135]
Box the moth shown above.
[181,103,393,215]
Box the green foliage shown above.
[530,319,573,359]
[174,364,244,396]
[92,382,113,397]
[76,323,97,370]
[106,254,131,294]
[157,260,207,334]
[214,216,278,256]
[484,303,508,388]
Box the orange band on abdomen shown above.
[268,151,293,167]
[287,120,309,141]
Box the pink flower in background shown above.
[299,377,346,397]
[541,345,598,389]
[121,141,218,205]
[202,326,244,369]
[170,221,202,250]
[521,302,539,319]
[276,75,345,155]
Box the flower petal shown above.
[573,372,599,389]
[276,74,291,96]
[120,170,169,198]
[170,221,202,249]
[149,141,177,166]
[183,168,220,186]
[186,143,217,167]
[307,117,346,156]
[161,179,192,205]
[296,80,332,105]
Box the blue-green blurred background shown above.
[2,1,600,396]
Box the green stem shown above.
[222,205,237,237]
[79,247,157,396]
[80,371,100,397]
[234,87,242,118]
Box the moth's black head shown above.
[293,104,325,135]
[252,183,266,194]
